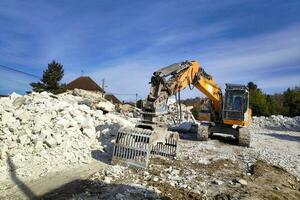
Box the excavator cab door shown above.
[223,84,249,122]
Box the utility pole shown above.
[101,78,105,91]
[135,93,138,106]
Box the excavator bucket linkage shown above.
[112,127,179,168]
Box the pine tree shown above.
[30,60,66,94]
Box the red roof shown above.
[66,76,104,92]
[105,94,122,104]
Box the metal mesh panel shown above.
[112,127,179,168]
[112,128,152,168]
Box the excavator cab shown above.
[223,84,249,123]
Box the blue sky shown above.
[0,0,299,100]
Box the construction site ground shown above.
[1,125,299,200]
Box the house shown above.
[105,94,122,105]
[66,76,104,93]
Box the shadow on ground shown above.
[6,153,166,200]
[264,132,300,142]
[6,154,38,200]
[210,133,239,146]
[39,179,169,200]
[179,131,239,146]
[91,149,112,164]
[178,131,198,141]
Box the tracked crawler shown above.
[112,60,252,168]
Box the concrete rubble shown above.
[0,89,135,181]
[251,115,300,131]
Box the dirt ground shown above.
[1,127,300,200]
[38,156,300,200]
[40,130,300,200]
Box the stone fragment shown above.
[44,137,57,148]
[96,101,115,112]
[212,179,224,185]
[18,111,31,123]
[1,112,14,125]
[18,135,30,145]
[34,140,44,151]
[103,177,113,184]
[13,97,26,108]
[153,177,159,182]
[237,179,248,185]
[82,128,96,138]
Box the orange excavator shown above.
[112,60,252,168]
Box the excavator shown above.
[112,60,252,168]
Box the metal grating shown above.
[112,127,178,168]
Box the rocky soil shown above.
[39,127,300,200]
[40,115,300,200]
[0,91,300,199]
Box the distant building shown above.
[105,94,121,105]
[66,76,104,93]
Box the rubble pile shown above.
[0,90,135,180]
[163,99,195,124]
[251,115,300,131]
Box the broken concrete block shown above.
[18,135,29,145]
[1,112,14,125]
[96,101,115,112]
[56,118,70,129]
[44,137,57,148]
[82,128,95,138]
[13,97,26,108]
[34,140,44,151]
[237,178,248,185]
[81,117,94,129]
[212,179,224,185]
[9,92,22,101]
[17,111,31,123]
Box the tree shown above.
[283,87,300,116]
[247,81,257,91]
[31,60,66,94]
[266,94,288,116]
[247,82,269,116]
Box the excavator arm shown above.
[145,60,222,115]
[112,60,222,168]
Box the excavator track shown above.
[112,127,179,168]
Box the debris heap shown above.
[250,115,300,131]
[0,90,135,181]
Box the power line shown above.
[109,93,142,98]
[109,93,137,96]
[0,64,40,79]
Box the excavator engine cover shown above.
[112,126,179,168]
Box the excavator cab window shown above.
[223,84,248,121]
